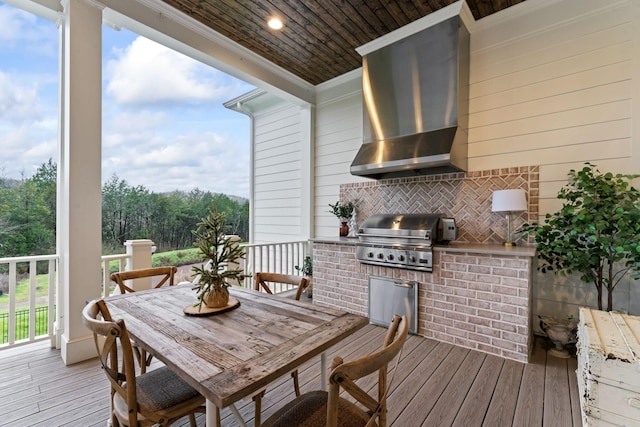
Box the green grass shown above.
[0,274,51,306]
[151,247,202,267]
[0,305,52,344]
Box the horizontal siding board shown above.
[255,150,300,167]
[255,131,301,152]
[469,119,631,158]
[469,81,631,128]
[471,40,630,99]
[469,139,630,171]
[252,170,301,184]
[471,9,630,82]
[469,100,631,143]
[470,61,630,114]
[254,162,302,179]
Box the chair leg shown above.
[188,413,197,427]
[291,370,301,397]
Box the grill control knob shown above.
[409,256,417,263]
[398,255,405,262]
[377,253,384,259]
[368,252,374,258]
[387,254,394,261]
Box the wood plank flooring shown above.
[0,326,580,427]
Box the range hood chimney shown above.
[351,1,474,179]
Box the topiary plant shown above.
[520,163,640,311]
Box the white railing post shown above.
[123,239,155,291]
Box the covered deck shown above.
[0,325,580,427]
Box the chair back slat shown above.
[111,266,177,294]
[254,272,310,300]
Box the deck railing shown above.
[0,254,57,348]
[0,241,309,349]
[0,253,132,349]
[241,240,311,293]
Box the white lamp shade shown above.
[492,189,527,212]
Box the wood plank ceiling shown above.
[160,0,524,86]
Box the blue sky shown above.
[0,2,255,198]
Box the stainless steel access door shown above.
[368,276,418,334]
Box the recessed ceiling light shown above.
[268,17,283,30]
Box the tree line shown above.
[0,159,249,258]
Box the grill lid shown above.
[358,213,444,245]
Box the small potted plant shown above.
[329,201,355,236]
[295,256,313,298]
[191,205,247,310]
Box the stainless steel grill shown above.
[356,213,456,272]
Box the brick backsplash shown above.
[313,242,532,363]
[340,166,539,245]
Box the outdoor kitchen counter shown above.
[434,242,536,257]
[311,237,536,257]
[311,238,536,363]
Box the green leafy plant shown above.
[191,206,247,308]
[295,256,313,277]
[520,163,640,311]
[329,201,355,219]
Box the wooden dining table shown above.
[104,283,368,427]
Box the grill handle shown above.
[394,281,417,288]
[358,233,429,240]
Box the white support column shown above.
[55,8,66,350]
[300,104,314,240]
[60,0,104,365]
[124,239,155,290]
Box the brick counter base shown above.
[313,242,532,363]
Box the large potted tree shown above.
[520,163,640,311]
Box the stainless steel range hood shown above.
[351,1,473,179]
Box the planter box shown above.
[577,307,640,426]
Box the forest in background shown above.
[0,159,249,258]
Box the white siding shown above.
[314,75,365,237]
[469,0,637,216]
[252,101,307,243]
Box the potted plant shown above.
[191,205,247,310]
[519,163,640,311]
[329,201,355,236]
[295,256,313,298]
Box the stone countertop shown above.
[311,237,536,257]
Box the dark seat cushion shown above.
[261,390,375,427]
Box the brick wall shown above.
[340,166,539,245]
[313,242,532,363]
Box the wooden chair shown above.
[254,272,311,301]
[111,266,178,294]
[110,266,177,372]
[82,299,206,427]
[260,315,409,427]
[252,272,312,425]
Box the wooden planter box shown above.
[577,307,640,426]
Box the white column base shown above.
[61,333,97,365]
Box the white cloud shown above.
[106,37,242,105]
[0,4,36,41]
[102,127,250,198]
[0,4,56,56]
[0,71,39,120]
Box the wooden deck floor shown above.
[0,325,581,427]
